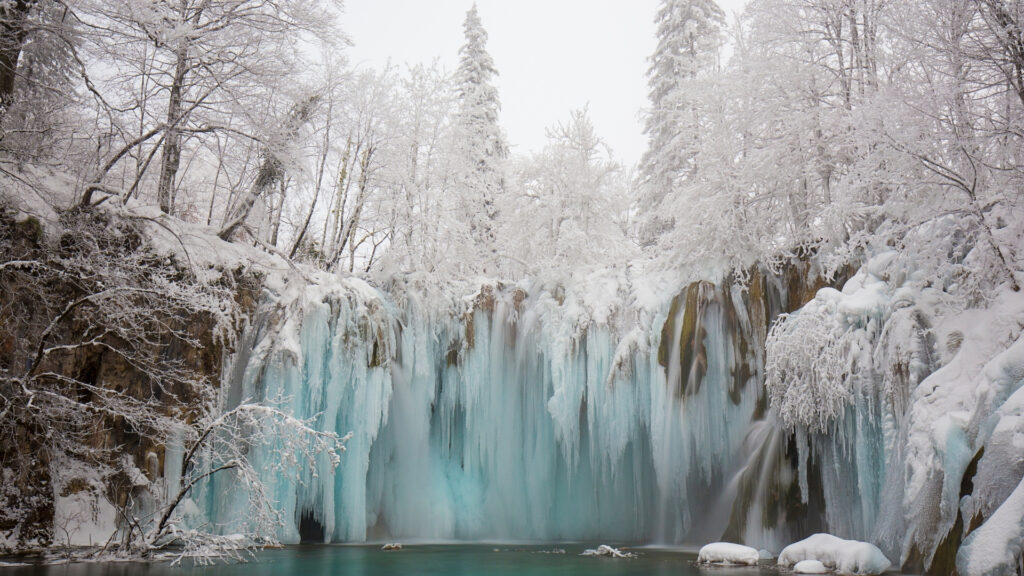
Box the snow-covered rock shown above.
[697,542,760,565]
[900,289,1024,566]
[580,545,635,558]
[956,475,1024,576]
[51,459,118,547]
[778,534,890,575]
[794,559,829,574]
[953,379,1024,576]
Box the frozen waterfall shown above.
[186,275,799,546]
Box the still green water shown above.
[4,545,775,575]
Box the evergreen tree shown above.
[452,3,507,269]
[639,0,725,245]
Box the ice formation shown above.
[956,384,1024,576]
[184,273,774,545]
[580,544,636,558]
[175,248,1024,575]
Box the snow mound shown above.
[778,534,890,575]
[697,542,760,565]
[794,559,829,573]
[580,545,636,558]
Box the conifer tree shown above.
[452,3,507,269]
[639,0,725,245]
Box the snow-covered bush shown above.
[764,264,901,434]
[145,403,348,564]
[765,295,852,434]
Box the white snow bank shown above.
[794,559,829,574]
[697,542,760,565]
[956,475,1024,576]
[778,534,890,575]
[580,545,636,558]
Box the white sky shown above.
[342,1,748,167]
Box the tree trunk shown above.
[0,0,36,109]
[218,95,319,242]
[156,43,188,214]
[289,97,334,259]
[218,153,281,241]
[269,177,287,247]
[330,146,372,270]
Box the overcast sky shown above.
[343,1,748,167]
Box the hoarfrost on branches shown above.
[765,295,852,434]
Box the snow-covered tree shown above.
[75,0,342,215]
[451,3,508,274]
[0,0,79,160]
[370,63,459,279]
[315,68,403,273]
[638,0,725,246]
[511,108,635,277]
[0,1,33,109]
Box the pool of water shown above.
[2,544,776,575]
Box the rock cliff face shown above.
[0,208,256,552]
[0,215,54,549]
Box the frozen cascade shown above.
[188,276,779,544]
[163,250,1024,571]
